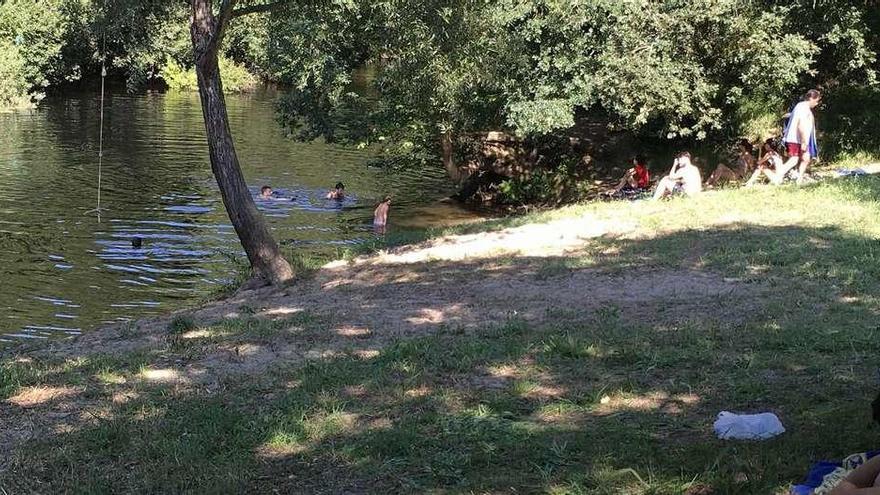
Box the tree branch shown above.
[215,0,238,43]
[230,0,292,18]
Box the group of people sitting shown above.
[605,89,822,201]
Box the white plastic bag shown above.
[713,411,785,440]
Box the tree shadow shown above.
[3,220,880,493]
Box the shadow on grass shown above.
[3,215,880,493]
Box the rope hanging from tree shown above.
[85,27,107,222]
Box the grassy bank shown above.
[3,158,880,494]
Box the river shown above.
[0,89,474,346]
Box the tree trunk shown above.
[190,0,293,285]
[440,131,462,184]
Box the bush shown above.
[167,315,197,335]
[820,85,880,160]
[161,59,198,92]
[0,40,31,108]
[734,95,786,144]
[161,56,258,93]
[496,159,590,206]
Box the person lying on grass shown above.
[704,139,755,188]
[830,455,880,494]
[652,151,702,201]
[604,154,651,196]
[745,139,785,186]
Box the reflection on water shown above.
[0,89,471,345]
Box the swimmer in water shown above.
[373,196,391,231]
[326,182,345,200]
[259,185,273,199]
[131,237,143,249]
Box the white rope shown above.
[87,31,107,222]
[97,57,106,222]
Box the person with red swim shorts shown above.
[777,89,821,185]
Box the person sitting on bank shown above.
[652,151,702,201]
[704,139,755,188]
[373,196,391,231]
[605,154,651,196]
[829,455,880,494]
[259,185,274,199]
[326,182,345,200]
[745,139,785,186]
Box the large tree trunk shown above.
[191,0,293,285]
[440,131,462,184]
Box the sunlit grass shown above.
[4,156,880,492]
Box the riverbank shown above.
[3,161,880,493]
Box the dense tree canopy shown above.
[1,0,878,163]
[268,0,877,146]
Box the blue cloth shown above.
[783,103,819,157]
[835,168,868,177]
[791,450,880,494]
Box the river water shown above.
[0,90,470,346]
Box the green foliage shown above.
[166,315,196,335]
[271,0,829,146]
[267,0,878,185]
[782,0,879,86]
[272,0,510,154]
[734,95,787,143]
[220,57,262,93]
[110,3,191,91]
[0,0,265,106]
[495,0,816,139]
[820,85,880,159]
[0,0,95,105]
[497,159,589,206]
[161,56,257,93]
[160,59,198,92]
[0,0,878,188]
[0,39,30,108]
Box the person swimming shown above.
[326,182,345,200]
[259,185,274,199]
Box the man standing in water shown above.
[373,196,391,233]
[776,89,821,185]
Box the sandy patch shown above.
[594,391,702,416]
[6,386,79,408]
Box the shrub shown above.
[0,40,32,108]
[167,315,197,335]
[820,85,880,160]
[161,56,258,93]
[497,159,590,206]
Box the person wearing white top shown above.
[652,151,702,201]
[775,89,821,185]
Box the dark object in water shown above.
[873,391,880,426]
[131,237,143,249]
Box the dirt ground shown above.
[22,213,752,372]
[0,212,758,474]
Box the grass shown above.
[3,155,880,493]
